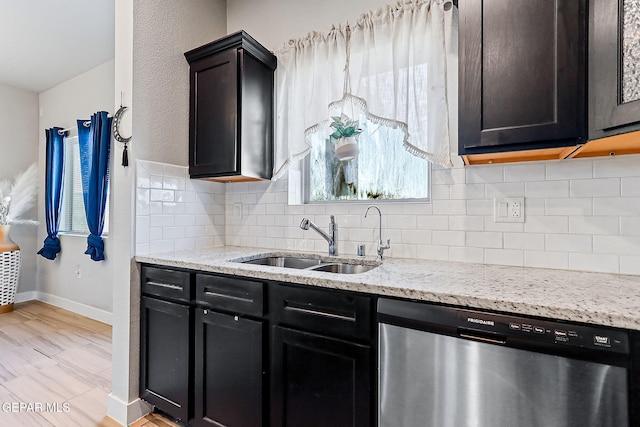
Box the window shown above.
[59,136,109,234]
[307,117,430,202]
[274,1,452,203]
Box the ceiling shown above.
[0,0,115,93]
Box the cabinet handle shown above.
[284,305,355,322]
[204,290,253,304]
[146,281,182,291]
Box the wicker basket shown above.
[0,225,20,314]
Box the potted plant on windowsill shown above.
[0,164,37,313]
[330,115,362,161]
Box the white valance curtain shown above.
[273,0,453,180]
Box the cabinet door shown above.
[459,0,586,155]
[589,0,640,138]
[271,327,371,427]
[189,49,239,177]
[140,296,191,422]
[193,309,264,427]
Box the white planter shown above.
[334,136,360,161]
[0,225,20,313]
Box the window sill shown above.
[58,231,109,239]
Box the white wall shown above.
[37,60,115,322]
[132,0,227,166]
[226,0,394,50]
[0,83,39,295]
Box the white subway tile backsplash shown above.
[485,249,523,266]
[568,253,618,274]
[466,200,493,216]
[545,198,592,216]
[449,215,484,231]
[432,200,466,215]
[163,227,186,240]
[546,159,593,180]
[417,215,449,230]
[570,178,620,197]
[620,256,640,275]
[593,235,640,255]
[163,202,186,215]
[593,155,640,178]
[525,181,569,198]
[504,163,545,182]
[149,175,163,189]
[432,230,465,246]
[449,246,484,263]
[450,183,485,200]
[466,231,502,248]
[466,165,504,183]
[545,234,592,253]
[136,157,640,275]
[593,197,640,216]
[504,232,545,250]
[524,216,569,234]
[569,216,619,235]
[485,182,525,197]
[150,215,174,228]
[524,251,569,269]
[621,177,640,196]
[620,217,640,235]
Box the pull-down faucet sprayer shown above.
[300,215,337,256]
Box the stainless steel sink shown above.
[239,255,379,274]
[309,263,377,274]
[242,256,323,269]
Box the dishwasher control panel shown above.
[377,298,630,355]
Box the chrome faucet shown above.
[364,205,391,260]
[300,215,337,256]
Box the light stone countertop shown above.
[136,246,640,331]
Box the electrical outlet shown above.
[494,197,525,223]
[233,202,243,220]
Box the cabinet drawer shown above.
[271,284,372,341]
[141,265,192,303]
[196,274,265,317]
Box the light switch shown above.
[494,197,525,223]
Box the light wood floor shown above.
[0,301,178,427]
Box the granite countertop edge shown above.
[135,246,640,331]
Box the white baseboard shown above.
[14,291,113,325]
[15,291,38,303]
[108,394,152,426]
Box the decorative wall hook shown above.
[112,96,132,167]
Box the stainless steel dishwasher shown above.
[377,298,639,427]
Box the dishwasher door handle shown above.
[459,330,507,345]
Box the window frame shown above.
[58,135,110,236]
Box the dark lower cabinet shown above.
[271,327,371,427]
[193,308,264,427]
[140,265,374,427]
[140,296,192,423]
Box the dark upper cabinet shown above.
[589,0,640,139]
[459,0,586,157]
[185,31,276,182]
[140,296,192,423]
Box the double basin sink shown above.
[238,255,380,275]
